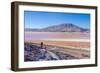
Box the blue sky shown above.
[24,11,90,29]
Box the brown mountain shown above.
[25,23,89,32]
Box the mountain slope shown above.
[25,23,89,32]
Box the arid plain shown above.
[24,32,90,61]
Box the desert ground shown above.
[24,32,90,61]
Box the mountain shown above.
[25,23,89,32]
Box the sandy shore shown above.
[25,40,90,51]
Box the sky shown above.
[24,11,90,29]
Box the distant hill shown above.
[25,23,89,32]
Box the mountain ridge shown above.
[25,23,89,32]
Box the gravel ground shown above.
[24,43,77,62]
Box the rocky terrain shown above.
[24,43,77,62]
